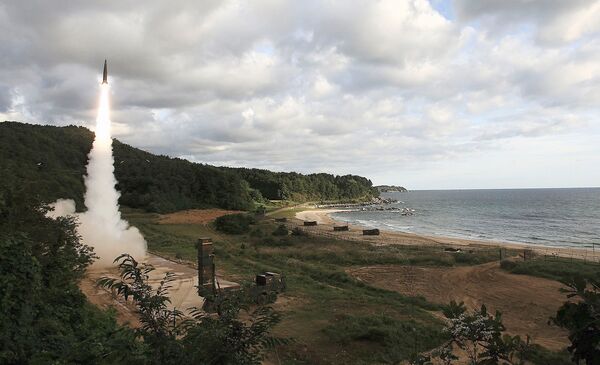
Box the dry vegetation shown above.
[158,209,241,225]
[347,262,568,350]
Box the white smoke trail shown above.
[50,83,147,268]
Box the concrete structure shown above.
[196,237,215,295]
[362,228,380,235]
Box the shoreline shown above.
[295,208,600,260]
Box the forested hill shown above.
[226,167,377,202]
[0,122,378,213]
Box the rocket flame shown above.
[95,84,111,142]
[49,79,147,268]
[80,80,147,268]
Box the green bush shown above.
[214,213,256,234]
[0,188,144,364]
[272,224,289,236]
[453,250,500,265]
[552,275,600,364]
[526,345,572,365]
[98,254,286,365]
[291,227,307,236]
[500,258,600,282]
[324,314,445,363]
[250,227,264,238]
[278,237,293,247]
[500,259,518,270]
[262,237,276,246]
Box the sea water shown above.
[330,188,600,248]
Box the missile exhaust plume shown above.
[50,61,147,268]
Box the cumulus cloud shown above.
[0,0,599,188]
[454,0,600,44]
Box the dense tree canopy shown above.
[552,275,600,364]
[226,167,378,201]
[1,122,378,213]
[0,184,143,364]
[0,183,281,364]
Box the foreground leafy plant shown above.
[551,274,600,364]
[421,301,534,365]
[98,254,285,365]
[0,190,143,364]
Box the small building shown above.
[304,221,318,226]
[333,225,349,231]
[362,228,380,236]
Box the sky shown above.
[1,0,599,189]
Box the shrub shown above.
[291,227,307,236]
[499,258,599,282]
[250,228,264,238]
[552,275,600,364]
[98,254,286,365]
[214,213,255,234]
[500,259,518,270]
[272,224,289,236]
[278,237,293,247]
[422,300,540,365]
[324,314,446,363]
[175,250,184,260]
[263,237,276,246]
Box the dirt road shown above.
[348,261,569,350]
[80,254,238,325]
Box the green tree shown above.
[425,301,534,365]
[0,187,142,364]
[272,224,289,236]
[552,274,600,364]
[2,122,379,214]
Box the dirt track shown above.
[348,262,569,350]
[80,254,239,326]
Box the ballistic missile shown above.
[102,59,108,84]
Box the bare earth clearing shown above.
[347,261,569,350]
[80,254,238,326]
[158,209,241,225]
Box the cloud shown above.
[454,0,600,44]
[0,0,598,188]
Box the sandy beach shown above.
[295,209,348,225]
[295,208,600,261]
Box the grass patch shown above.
[272,224,289,236]
[122,212,539,364]
[500,258,600,282]
[323,314,447,364]
[527,345,573,365]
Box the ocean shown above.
[330,188,600,248]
